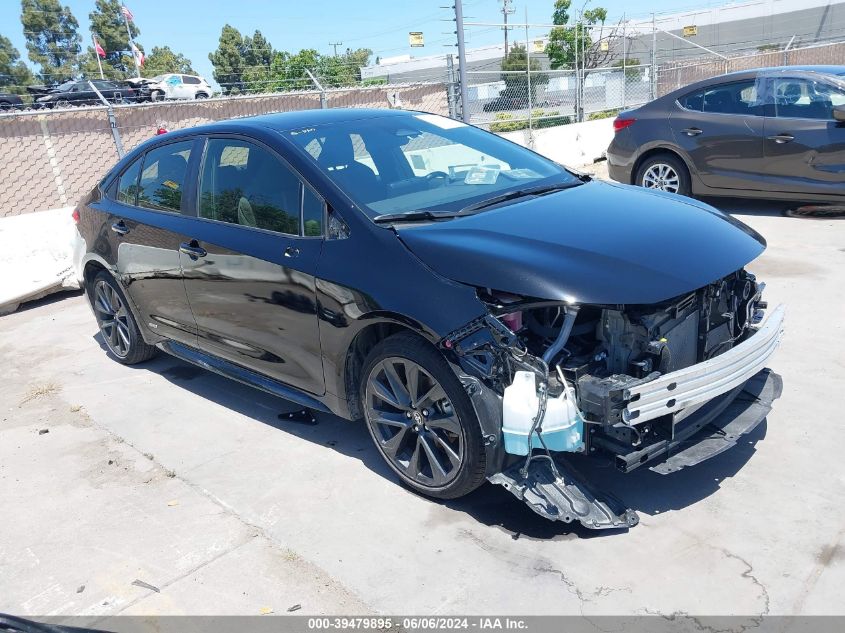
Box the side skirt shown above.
[158,340,331,414]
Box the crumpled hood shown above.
[396,180,766,305]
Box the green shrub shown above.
[489,110,572,133]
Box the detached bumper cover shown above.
[623,304,785,424]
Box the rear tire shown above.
[89,271,157,365]
[636,153,691,197]
[360,332,486,499]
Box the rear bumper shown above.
[623,304,785,424]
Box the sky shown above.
[1,0,723,84]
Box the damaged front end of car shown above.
[440,270,784,530]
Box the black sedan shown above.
[28,79,136,108]
[607,65,845,204]
[0,92,25,110]
[73,108,783,529]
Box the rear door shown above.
[761,75,845,198]
[669,77,766,190]
[97,138,201,345]
[180,136,326,395]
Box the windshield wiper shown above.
[373,210,456,224]
[458,181,583,214]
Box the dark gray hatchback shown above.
[607,66,845,203]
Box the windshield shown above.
[283,113,577,218]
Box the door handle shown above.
[767,133,795,144]
[179,240,207,259]
[683,127,703,136]
[111,220,129,236]
[284,246,300,258]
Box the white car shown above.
[132,74,212,101]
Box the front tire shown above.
[89,271,157,365]
[636,154,691,196]
[360,332,486,499]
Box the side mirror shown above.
[834,105,845,122]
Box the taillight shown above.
[72,207,80,224]
[613,117,636,132]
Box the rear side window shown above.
[183,75,201,85]
[199,139,302,235]
[116,157,143,205]
[773,77,845,119]
[136,141,193,212]
[679,80,761,115]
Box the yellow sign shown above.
[600,40,609,52]
[532,39,545,53]
[409,32,424,47]
[683,25,698,37]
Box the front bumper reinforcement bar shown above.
[623,304,785,424]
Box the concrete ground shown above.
[1,185,844,618]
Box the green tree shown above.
[209,24,246,94]
[500,43,547,103]
[546,1,611,71]
[241,30,273,92]
[243,30,272,71]
[0,34,35,94]
[88,0,142,79]
[20,0,81,84]
[319,47,372,87]
[142,46,196,76]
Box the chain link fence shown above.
[463,64,653,132]
[0,82,449,218]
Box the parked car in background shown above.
[0,93,25,110]
[73,109,783,530]
[607,66,845,204]
[127,74,212,101]
[28,80,136,108]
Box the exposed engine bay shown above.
[442,269,784,530]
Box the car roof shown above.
[161,108,417,137]
[661,65,845,100]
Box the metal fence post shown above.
[89,80,125,158]
[305,69,328,109]
[651,15,657,100]
[524,9,533,146]
[446,54,459,119]
[622,17,627,109]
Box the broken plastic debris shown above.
[287,604,302,612]
[259,607,274,615]
[131,579,160,593]
[38,429,49,435]
[167,500,178,507]
[76,585,85,594]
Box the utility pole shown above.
[500,0,515,55]
[454,0,470,122]
[329,41,343,57]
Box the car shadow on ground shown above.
[92,332,769,540]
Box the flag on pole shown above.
[121,5,134,21]
[131,42,144,67]
[93,35,106,58]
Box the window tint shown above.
[302,186,323,236]
[199,139,301,235]
[137,141,193,212]
[680,80,761,115]
[116,157,143,205]
[182,75,201,84]
[773,77,845,119]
